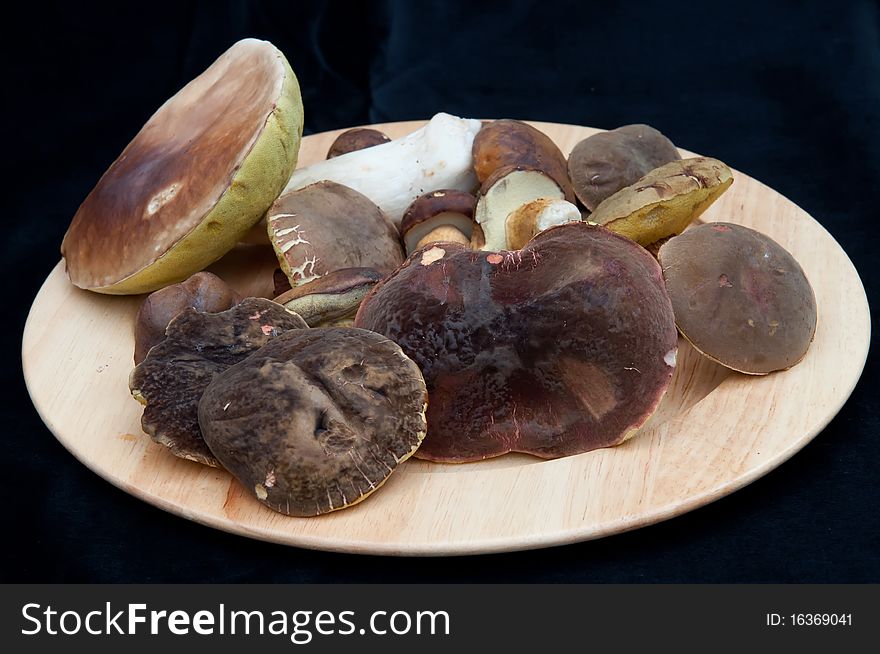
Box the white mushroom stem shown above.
[284,113,482,228]
[506,198,582,250]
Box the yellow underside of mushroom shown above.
[90,56,304,295]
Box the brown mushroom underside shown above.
[198,328,427,516]
[129,298,308,467]
[354,222,678,462]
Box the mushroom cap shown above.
[267,181,404,286]
[568,124,681,211]
[327,128,391,158]
[273,267,383,326]
[61,39,304,294]
[198,328,428,516]
[354,222,678,462]
[658,222,818,374]
[129,298,308,467]
[400,190,477,253]
[134,272,239,364]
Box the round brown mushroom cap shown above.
[400,190,477,253]
[326,128,392,158]
[134,272,239,364]
[354,223,678,462]
[267,181,404,286]
[273,267,383,326]
[198,328,427,516]
[129,298,308,467]
[568,124,681,211]
[658,222,818,374]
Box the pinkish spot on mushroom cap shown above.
[486,254,504,264]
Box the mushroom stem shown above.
[505,199,582,250]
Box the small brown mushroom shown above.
[354,222,678,462]
[326,128,391,158]
[267,181,404,287]
[658,222,817,375]
[134,272,240,364]
[129,298,308,467]
[568,124,681,212]
[400,190,477,254]
[273,268,383,326]
[198,328,427,516]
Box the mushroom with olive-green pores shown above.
[658,222,817,375]
[354,222,678,463]
[590,157,733,247]
[400,190,477,254]
[505,198,582,250]
[129,298,308,467]
[567,124,681,212]
[267,181,404,287]
[273,268,383,326]
[61,39,304,294]
[198,328,428,516]
[327,128,391,158]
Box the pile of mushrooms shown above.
[59,38,818,518]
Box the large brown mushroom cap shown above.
[129,298,308,467]
[354,222,678,462]
[61,39,304,294]
[568,124,681,211]
[267,181,404,286]
[198,328,427,516]
[658,222,818,374]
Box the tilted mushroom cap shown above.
[327,128,392,158]
[568,124,681,212]
[198,328,427,516]
[268,181,404,287]
[273,267,383,326]
[658,222,817,374]
[134,272,239,364]
[61,39,304,294]
[129,298,308,467]
[400,189,477,253]
[354,222,678,462]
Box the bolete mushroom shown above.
[61,39,304,294]
[472,119,576,203]
[354,222,678,462]
[198,328,428,516]
[400,190,477,254]
[273,268,383,326]
[267,181,404,287]
[134,272,239,364]
[327,128,391,158]
[129,298,308,467]
[568,124,681,212]
[590,157,733,247]
[505,198,582,250]
[658,222,817,374]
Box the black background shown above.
[4,1,877,582]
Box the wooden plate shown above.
[22,121,870,555]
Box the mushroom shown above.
[285,113,482,227]
[590,157,733,247]
[134,272,239,364]
[327,128,391,158]
[61,39,304,294]
[400,190,477,254]
[267,181,404,287]
[198,328,427,516]
[354,222,678,462]
[273,268,383,326]
[568,124,681,212]
[472,119,576,203]
[505,198,582,250]
[129,298,308,467]
[658,222,817,374]
[473,166,566,251]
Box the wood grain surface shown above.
[22,121,871,555]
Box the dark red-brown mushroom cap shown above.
[658,222,818,374]
[129,298,308,467]
[198,328,427,516]
[354,222,678,462]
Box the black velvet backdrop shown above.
[4,1,877,582]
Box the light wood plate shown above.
[22,121,871,555]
